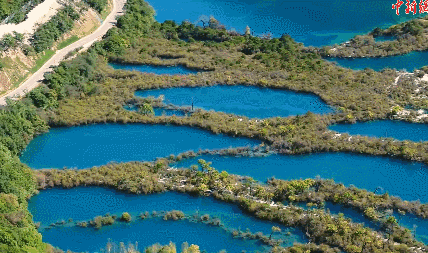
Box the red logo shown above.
[393,0,428,14]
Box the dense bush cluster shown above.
[30,5,80,52]
[0,0,43,23]
[158,19,240,42]
[83,0,108,13]
[269,178,428,219]
[0,32,24,51]
[0,100,48,251]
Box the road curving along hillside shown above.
[0,0,127,105]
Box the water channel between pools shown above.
[20,124,260,169]
[110,63,200,75]
[135,85,334,118]
[29,188,307,252]
[330,120,428,142]
[326,51,428,72]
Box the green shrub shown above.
[120,212,132,222]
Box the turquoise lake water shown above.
[110,63,200,75]
[327,51,428,71]
[28,188,307,252]
[136,85,334,118]
[146,0,424,46]
[173,153,428,203]
[330,120,428,142]
[20,124,259,169]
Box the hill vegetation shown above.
[0,0,44,24]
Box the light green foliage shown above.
[139,103,154,116]
[121,212,132,222]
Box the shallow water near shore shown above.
[329,120,428,142]
[20,124,259,169]
[110,62,200,75]
[173,153,428,203]
[28,188,307,252]
[136,85,334,118]
[146,0,425,46]
[326,51,428,72]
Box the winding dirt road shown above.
[0,0,126,105]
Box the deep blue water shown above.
[136,85,334,118]
[330,120,428,142]
[146,0,425,46]
[327,51,428,71]
[28,188,307,252]
[19,124,259,169]
[173,153,428,203]
[110,63,199,75]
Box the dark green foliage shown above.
[0,32,24,51]
[0,100,48,155]
[84,0,108,13]
[242,34,298,56]
[0,100,48,251]
[115,0,155,37]
[30,5,80,52]
[28,50,104,108]
[0,0,42,23]
[99,28,129,56]
[399,20,423,36]
[158,20,239,42]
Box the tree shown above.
[269,226,281,239]
[197,159,213,173]
[139,103,154,116]
[243,177,257,194]
[208,16,220,29]
[245,26,251,36]
[121,212,132,222]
